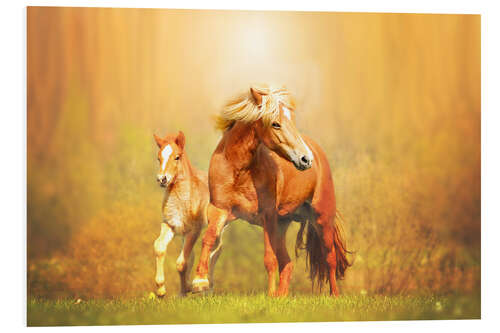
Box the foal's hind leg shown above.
[154,223,174,297]
[176,229,200,296]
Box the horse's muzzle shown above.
[292,154,313,171]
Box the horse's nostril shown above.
[301,155,309,164]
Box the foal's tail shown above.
[295,211,351,289]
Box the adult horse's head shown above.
[153,131,186,188]
[216,85,313,171]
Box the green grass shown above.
[27,293,480,326]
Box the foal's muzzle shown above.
[157,174,169,187]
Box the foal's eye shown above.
[272,122,281,129]
[175,156,180,160]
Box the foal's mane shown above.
[215,84,296,131]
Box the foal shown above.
[153,131,214,297]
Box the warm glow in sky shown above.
[27,8,480,299]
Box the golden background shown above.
[27,8,480,298]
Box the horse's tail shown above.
[295,210,351,289]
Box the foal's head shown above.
[153,131,186,188]
[250,87,314,171]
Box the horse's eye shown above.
[272,122,281,129]
[175,156,180,160]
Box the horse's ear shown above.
[153,134,163,148]
[176,131,185,150]
[250,87,264,106]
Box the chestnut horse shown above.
[192,85,350,296]
[153,131,223,296]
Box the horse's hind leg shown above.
[208,224,228,289]
[315,213,339,296]
[154,223,174,297]
[310,199,343,296]
[176,229,200,296]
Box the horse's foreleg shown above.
[276,222,293,297]
[154,223,174,297]
[192,204,228,293]
[176,229,200,296]
[263,215,279,297]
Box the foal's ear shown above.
[176,131,186,151]
[153,134,163,148]
[250,87,265,106]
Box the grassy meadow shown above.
[28,294,480,326]
[27,8,480,324]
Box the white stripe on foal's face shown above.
[160,145,173,172]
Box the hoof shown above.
[191,278,210,293]
[156,285,167,298]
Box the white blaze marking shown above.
[299,137,314,161]
[283,106,291,120]
[161,145,173,171]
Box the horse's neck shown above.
[223,122,259,171]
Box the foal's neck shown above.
[224,122,259,170]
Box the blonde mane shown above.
[215,84,296,131]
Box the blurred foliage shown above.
[27,8,480,299]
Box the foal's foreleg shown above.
[192,204,229,293]
[176,229,200,296]
[154,223,174,297]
